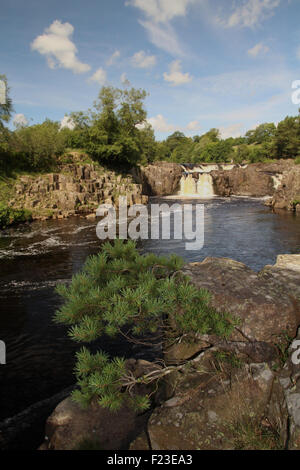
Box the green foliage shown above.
[75,86,150,167]
[245,123,276,145]
[12,119,67,171]
[272,114,300,159]
[0,203,32,229]
[55,240,235,411]
[213,351,243,371]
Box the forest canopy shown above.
[1,80,300,175]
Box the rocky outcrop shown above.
[39,397,145,451]
[212,161,295,198]
[181,256,300,346]
[9,164,147,220]
[132,162,182,196]
[266,165,300,212]
[40,255,300,451]
[132,255,300,450]
[146,357,276,450]
[39,359,158,450]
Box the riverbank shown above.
[38,254,300,451]
[1,158,299,230]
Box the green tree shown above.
[245,123,276,145]
[272,114,300,159]
[54,240,235,411]
[85,86,148,167]
[12,119,67,170]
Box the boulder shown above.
[41,397,142,450]
[147,350,278,450]
[40,359,158,450]
[181,257,300,346]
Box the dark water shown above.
[0,197,299,420]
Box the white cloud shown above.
[126,0,195,23]
[248,42,269,57]
[219,123,243,139]
[131,50,157,68]
[13,114,28,128]
[186,120,201,131]
[88,68,107,85]
[31,20,91,74]
[163,60,192,86]
[139,20,184,56]
[219,0,280,28]
[106,50,121,66]
[60,115,75,130]
[126,0,196,55]
[147,114,200,134]
[148,114,176,133]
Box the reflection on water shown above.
[0,198,299,420]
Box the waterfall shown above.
[179,173,215,197]
[197,173,215,197]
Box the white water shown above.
[179,173,215,198]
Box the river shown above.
[0,196,299,420]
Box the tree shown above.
[272,114,300,159]
[54,240,236,411]
[245,123,276,145]
[85,86,149,167]
[13,119,67,170]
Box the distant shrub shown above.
[0,204,32,229]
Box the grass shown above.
[228,416,284,450]
[212,351,243,371]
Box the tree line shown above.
[1,75,300,175]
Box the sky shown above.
[1,0,300,140]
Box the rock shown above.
[40,359,158,450]
[132,162,183,196]
[212,160,296,198]
[270,165,300,212]
[9,162,146,220]
[147,350,276,450]
[268,327,300,449]
[41,397,143,450]
[181,258,300,348]
[129,431,150,450]
[267,254,300,273]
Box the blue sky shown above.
[1,0,300,139]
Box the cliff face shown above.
[267,165,300,213]
[212,161,295,198]
[9,164,147,220]
[132,162,183,196]
[132,161,297,203]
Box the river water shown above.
[0,197,299,420]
